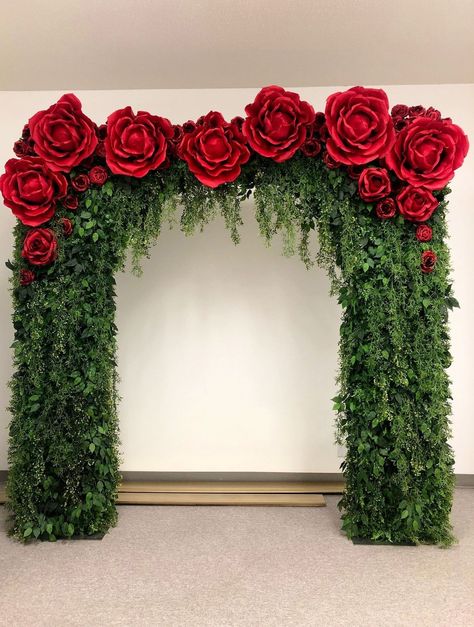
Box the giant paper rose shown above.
[22,228,58,266]
[242,86,315,162]
[358,167,391,201]
[325,86,395,165]
[386,117,469,190]
[105,107,173,177]
[396,185,438,222]
[178,111,250,187]
[28,94,98,173]
[0,157,67,226]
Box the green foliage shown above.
[6,156,455,545]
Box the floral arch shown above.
[0,86,468,544]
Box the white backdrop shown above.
[0,84,473,473]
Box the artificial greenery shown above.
[6,156,456,544]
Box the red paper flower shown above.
[60,217,73,237]
[105,106,173,177]
[243,86,315,162]
[19,269,35,286]
[386,117,469,190]
[421,250,437,274]
[89,165,108,186]
[178,111,250,188]
[22,228,58,266]
[325,86,395,165]
[28,94,98,173]
[301,138,322,157]
[375,197,397,219]
[63,194,79,211]
[358,167,392,201]
[416,225,433,242]
[0,157,67,226]
[396,186,439,222]
[70,173,90,192]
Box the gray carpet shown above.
[1,490,473,627]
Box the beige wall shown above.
[0,85,473,473]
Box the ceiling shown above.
[1,0,473,91]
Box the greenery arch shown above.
[1,87,468,544]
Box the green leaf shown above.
[89,442,96,453]
[23,527,32,538]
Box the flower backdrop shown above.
[0,86,468,543]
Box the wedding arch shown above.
[1,86,468,544]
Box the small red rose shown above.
[421,250,437,274]
[95,141,106,158]
[89,165,108,186]
[28,94,98,173]
[178,111,250,188]
[243,85,315,162]
[20,269,35,286]
[0,157,67,226]
[105,106,173,177]
[375,197,397,219]
[60,217,73,237]
[323,151,340,169]
[13,140,30,157]
[416,225,433,242]
[63,194,79,211]
[325,86,395,165]
[70,173,90,192]
[396,186,439,222]
[391,104,409,118]
[301,139,322,157]
[22,228,58,266]
[358,167,392,201]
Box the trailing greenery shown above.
[6,156,456,544]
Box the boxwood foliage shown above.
[6,156,456,544]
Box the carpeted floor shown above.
[0,489,473,627]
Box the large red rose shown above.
[242,86,315,162]
[396,185,439,222]
[178,111,250,188]
[105,107,173,177]
[22,228,58,266]
[386,117,469,190]
[28,94,98,173]
[325,86,395,165]
[358,167,391,201]
[0,157,67,226]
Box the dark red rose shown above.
[28,94,98,173]
[0,157,67,226]
[231,116,244,131]
[416,224,433,242]
[20,269,35,286]
[172,124,184,142]
[301,139,322,157]
[70,173,90,192]
[13,140,30,157]
[391,104,409,118]
[243,85,315,162]
[347,165,364,180]
[386,117,469,190]
[89,165,108,186]
[358,167,392,201]
[182,121,196,134]
[421,250,437,274]
[95,141,106,158]
[178,111,250,188]
[425,107,441,120]
[375,197,397,219]
[22,228,58,266]
[408,105,426,119]
[396,186,439,222]
[21,124,31,140]
[97,124,107,140]
[63,194,79,211]
[105,106,173,177]
[60,217,73,236]
[325,86,395,165]
[313,112,326,134]
[323,151,340,169]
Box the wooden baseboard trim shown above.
[118,480,344,494]
[117,492,326,506]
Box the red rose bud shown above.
[13,140,29,157]
[70,173,90,192]
[421,250,437,274]
[28,94,98,173]
[0,157,67,226]
[243,85,315,162]
[416,224,433,242]
[89,165,108,186]
[21,228,58,266]
[313,112,326,133]
[63,194,79,210]
[21,124,31,140]
[408,105,426,119]
[325,86,395,165]
[97,123,107,140]
[20,269,35,286]
[60,217,73,236]
[358,167,392,201]
[396,186,439,222]
[375,197,396,219]
[391,104,409,118]
[301,139,322,158]
[323,151,340,169]
[182,121,196,134]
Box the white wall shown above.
[0,85,473,473]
